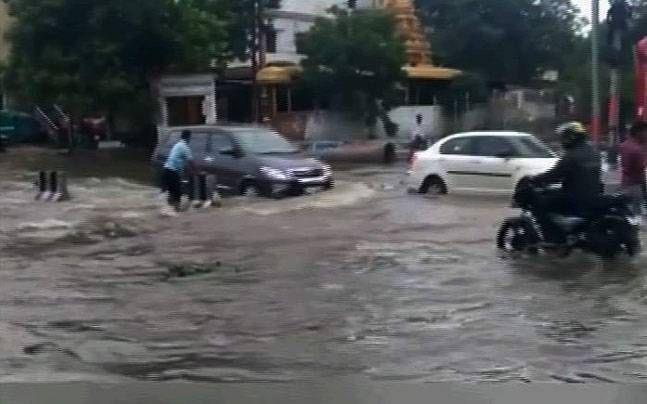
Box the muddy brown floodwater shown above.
[1,146,647,383]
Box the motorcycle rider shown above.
[529,122,603,244]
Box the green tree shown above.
[296,7,406,137]
[221,0,282,61]
[2,0,228,142]
[416,0,584,84]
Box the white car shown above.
[407,131,559,195]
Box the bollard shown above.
[35,171,48,200]
[52,171,70,202]
[34,171,71,202]
[186,175,196,203]
[184,173,220,209]
[198,173,208,203]
[44,171,58,201]
[207,174,222,207]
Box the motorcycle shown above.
[497,182,641,259]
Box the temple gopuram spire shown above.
[373,0,461,80]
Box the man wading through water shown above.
[162,130,195,215]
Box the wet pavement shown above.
[1,147,647,383]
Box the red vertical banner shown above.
[635,38,647,122]
[591,116,601,144]
[609,95,619,127]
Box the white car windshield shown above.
[233,129,297,154]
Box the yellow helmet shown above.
[556,121,588,148]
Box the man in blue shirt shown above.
[163,130,195,212]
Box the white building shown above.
[266,0,344,64]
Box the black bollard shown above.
[199,173,208,202]
[53,171,70,202]
[46,171,58,201]
[36,171,48,200]
[186,175,196,202]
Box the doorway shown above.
[166,96,206,126]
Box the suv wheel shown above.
[242,182,261,198]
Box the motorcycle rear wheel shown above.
[587,216,639,259]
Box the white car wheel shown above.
[419,176,447,195]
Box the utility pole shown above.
[591,0,602,148]
[607,33,621,167]
[606,0,631,167]
[250,0,264,124]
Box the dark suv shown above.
[152,126,334,198]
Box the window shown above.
[232,129,296,154]
[473,137,516,157]
[440,137,473,155]
[189,132,210,156]
[165,131,209,155]
[510,136,556,158]
[265,25,277,54]
[166,132,181,149]
[166,96,206,126]
[210,133,234,154]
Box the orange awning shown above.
[404,65,462,80]
[256,64,302,84]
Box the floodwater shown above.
[1,146,647,383]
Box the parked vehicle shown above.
[153,126,334,198]
[0,111,45,144]
[407,131,559,195]
[302,140,397,164]
[0,134,8,152]
[497,182,641,259]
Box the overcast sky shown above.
[575,0,610,21]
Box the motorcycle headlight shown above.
[628,216,642,227]
[260,167,291,181]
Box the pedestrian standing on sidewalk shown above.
[163,130,195,214]
[619,122,647,215]
[409,114,428,162]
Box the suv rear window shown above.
[440,137,472,155]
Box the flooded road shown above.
[2,147,647,383]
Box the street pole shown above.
[607,31,622,167]
[591,0,602,148]
[250,0,263,124]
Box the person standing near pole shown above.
[409,114,427,162]
[162,130,195,215]
[619,122,647,215]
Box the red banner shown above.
[635,37,647,122]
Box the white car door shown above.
[466,136,518,191]
[437,136,479,189]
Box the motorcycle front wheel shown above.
[497,218,539,254]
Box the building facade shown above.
[157,0,462,141]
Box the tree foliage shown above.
[2,0,228,119]
[296,7,406,135]
[220,0,281,61]
[415,0,584,84]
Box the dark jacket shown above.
[534,141,602,197]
